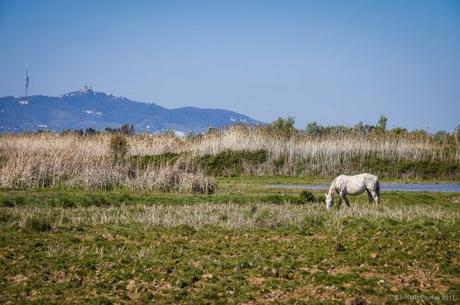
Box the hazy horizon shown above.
[1,0,459,131]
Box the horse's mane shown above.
[328,177,338,195]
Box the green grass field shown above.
[1,177,459,304]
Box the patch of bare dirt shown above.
[120,278,172,301]
[284,284,347,303]
[246,276,265,286]
[299,266,321,275]
[244,283,348,304]
[189,259,201,268]
[360,265,449,294]
[47,270,68,284]
[327,265,352,276]
[6,274,28,285]
[202,273,214,280]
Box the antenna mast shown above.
[25,67,30,99]
[19,65,30,105]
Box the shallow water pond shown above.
[268,182,460,192]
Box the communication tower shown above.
[19,67,29,105]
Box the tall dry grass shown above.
[6,203,459,231]
[189,125,440,160]
[0,125,454,160]
[0,133,214,192]
[186,125,458,176]
[0,125,458,189]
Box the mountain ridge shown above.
[0,89,260,133]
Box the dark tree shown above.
[272,117,296,135]
[85,127,97,135]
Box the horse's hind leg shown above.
[370,190,380,205]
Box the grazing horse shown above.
[325,173,380,209]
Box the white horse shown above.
[325,173,380,209]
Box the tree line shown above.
[61,124,135,136]
[271,115,460,138]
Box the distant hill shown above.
[0,89,260,133]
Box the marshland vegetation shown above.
[1,120,459,192]
[1,179,459,304]
[1,120,459,304]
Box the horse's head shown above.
[325,193,333,209]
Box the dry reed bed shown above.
[0,150,214,193]
[189,126,446,162]
[6,203,459,230]
[0,126,451,161]
[0,126,458,188]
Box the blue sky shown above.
[1,0,459,131]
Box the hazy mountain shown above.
[0,89,260,133]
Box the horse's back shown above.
[335,173,379,193]
[336,173,378,183]
[362,173,378,182]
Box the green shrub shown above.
[129,152,181,169]
[346,153,460,179]
[109,134,129,160]
[58,197,76,208]
[271,117,296,135]
[0,197,15,207]
[299,190,316,203]
[198,149,267,176]
[25,215,52,232]
[261,194,286,204]
[260,192,317,205]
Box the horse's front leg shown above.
[366,190,373,204]
[340,192,351,207]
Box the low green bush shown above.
[198,149,267,176]
[109,134,129,161]
[25,215,52,232]
[129,152,182,169]
[299,190,316,203]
